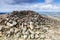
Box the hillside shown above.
[0,10,60,40]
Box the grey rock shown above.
[30,34,35,39]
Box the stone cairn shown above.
[0,10,56,40]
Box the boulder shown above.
[6,21,17,27]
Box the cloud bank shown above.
[0,0,60,12]
[45,0,53,4]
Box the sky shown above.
[0,0,60,12]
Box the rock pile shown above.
[0,10,60,40]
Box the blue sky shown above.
[0,0,60,12]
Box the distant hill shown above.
[0,12,10,14]
[0,12,6,14]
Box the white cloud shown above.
[45,0,53,4]
[0,0,14,5]
[0,3,60,12]
[0,0,60,12]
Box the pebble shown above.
[43,27,48,30]
[16,32,21,38]
[6,31,11,37]
[24,23,27,26]
[35,31,40,34]
[14,28,19,33]
[4,26,10,29]
[7,22,13,27]
[23,26,27,31]
[5,18,9,21]
[0,31,3,37]
[28,29,35,34]
[35,34,39,39]
[24,31,29,35]
[7,21,17,27]
[35,25,40,29]
[30,22,34,29]
[45,39,51,40]
[23,34,28,39]
[40,34,45,39]
[6,31,10,34]
[30,34,35,39]
[0,26,3,30]
[10,28,14,33]
[12,21,17,25]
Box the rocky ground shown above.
[0,10,60,40]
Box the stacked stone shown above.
[0,10,58,40]
[1,19,48,40]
